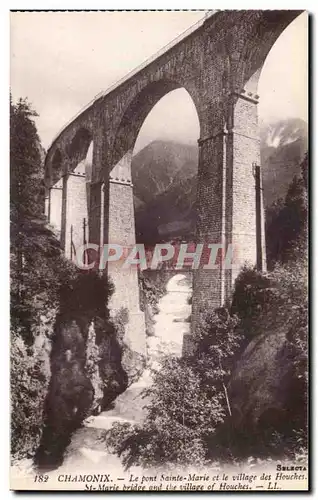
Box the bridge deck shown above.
[48,10,217,149]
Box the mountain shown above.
[134,173,198,243]
[132,140,198,205]
[131,140,198,243]
[132,118,308,243]
[260,118,308,207]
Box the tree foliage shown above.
[107,257,308,467]
[10,96,44,222]
[229,261,308,457]
[10,97,56,457]
[10,96,119,464]
[10,96,63,344]
[106,308,241,469]
[139,270,167,336]
[266,153,308,267]
[11,335,51,458]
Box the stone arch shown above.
[166,272,192,291]
[45,148,63,188]
[111,79,202,167]
[143,270,192,357]
[222,12,306,294]
[144,268,193,296]
[67,135,93,258]
[105,80,201,365]
[52,148,62,172]
[239,11,304,97]
[67,127,93,167]
[62,130,94,251]
[84,141,93,182]
[47,147,64,233]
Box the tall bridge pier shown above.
[44,10,302,363]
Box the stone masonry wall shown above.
[63,173,88,261]
[106,153,146,381]
[44,11,302,357]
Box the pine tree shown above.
[10,96,44,222]
[265,153,308,267]
[10,96,117,461]
[10,96,62,344]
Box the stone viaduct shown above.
[44,10,303,357]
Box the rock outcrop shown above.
[228,322,306,438]
[35,312,128,469]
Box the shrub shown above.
[265,153,308,268]
[107,258,308,466]
[34,268,122,468]
[235,260,308,383]
[228,261,308,459]
[139,271,166,336]
[11,333,51,459]
[106,357,225,469]
[10,97,120,464]
[231,266,274,337]
[106,308,242,468]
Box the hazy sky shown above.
[10,11,307,152]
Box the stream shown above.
[12,274,192,484]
